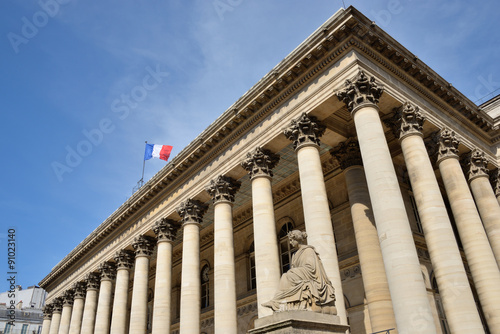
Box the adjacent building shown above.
[0,286,47,334]
[38,6,500,334]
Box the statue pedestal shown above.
[248,311,349,334]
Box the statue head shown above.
[288,230,307,248]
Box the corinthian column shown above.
[331,139,397,332]
[94,262,116,334]
[110,250,134,334]
[389,104,483,333]
[491,170,500,205]
[242,147,281,318]
[177,199,208,334]
[464,149,500,267]
[206,175,241,334]
[41,305,53,334]
[129,235,155,334]
[151,219,178,334]
[68,282,86,334]
[58,290,73,334]
[80,273,99,334]
[49,299,62,334]
[336,71,435,334]
[284,113,346,324]
[435,129,500,332]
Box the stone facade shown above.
[38,6,499,334]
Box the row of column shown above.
[42,70,500,334]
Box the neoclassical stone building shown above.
[39,6,500,334]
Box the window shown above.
[278,222,294,274]
[21,324,29,334]
[249,242,256,290]
[38,326,42,334]
[4,323,13,334]
[201,265,210,309]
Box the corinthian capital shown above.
[51,298,63,314]
[72,281,87,299]
[462,149,489,182]
[177,198,208,225]
[114,250,135,269]
[490,169,500,197]
[85,272,100,290]
[132,235,155,257]
[98,262,116,281]
[62,290,74,306]
[153,218,179,242]
[336,70,384,113]
[206,175,241,204]
[392,102,425,139]
[241,147,280,179]
[330,138,363,170]
[436,128,459,164]
[283,113,326,150]
[42,305,53,319]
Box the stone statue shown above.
[263,230,337,314]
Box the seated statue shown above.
[262,230,337,314]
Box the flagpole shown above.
[141,141,147,185]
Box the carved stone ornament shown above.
[114,250,135,269]
[62,290,74,306]
[330,138,363,170]
[436,128,459,163]
[241,146,280,179]
[153,218,179,242]
[72,281,87,299]
[462,149,489,182]
[51,298,63,313]
[98,262,117,281]
[85,272,100,290]
[176,198,208,225]
[132,235,155,257]
[42,304,53,319]
[283,113,326,150]
[490,169,500,197]
[206,175,241,204]
[392,102,425,139]
[336,70,384,113]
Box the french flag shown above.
[144,144,173,162]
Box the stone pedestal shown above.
[248,311,349,334]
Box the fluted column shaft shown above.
[110,251,134,334]
[58,303,72,334]
[129,236,154,334]
[49,311,62,334]
[94,280,114,334]
[80,285,98,334]
[178,199,207,334]
[41,318,52,334]
[68,297,85,334]
[344,165,397,332]
[470,175,500,267]
[152,221,178,334]
[251,176,281,317]
[438,151,500,332]
[397,121,483,333]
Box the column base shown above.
[248,311,349,334]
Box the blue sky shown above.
[0,0,499,293]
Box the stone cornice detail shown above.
[39,7,498,289]
[177,199,208,225]
[436,128,460,164]
[391,102,425,140]
[132,235,155,257]
[490,169,500,197]
[206,175,241,204]
[462,149,489,182]
[98,262,116,281]
[42,305,53,319]
[336,70,384,113]
[330,138,363,169]
[153,218,178,242]
[114,250,135,269]
[241,147,280,179]
[72,281,87,299]
[283,113,326,150]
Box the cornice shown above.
[39,6,496,289]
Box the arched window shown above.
[278,221,294,274]
[201,265,210,309]
[248,242,256,290]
